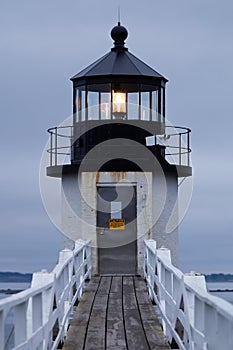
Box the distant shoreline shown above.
[0,289,23,295]
[209,289,233,293]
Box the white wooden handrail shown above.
[144,239,233,350]
[0,240,91,350]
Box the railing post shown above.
[179,133,182,166]
[55,127,58,166]
[50,132,53,167]
[187,130,190,166]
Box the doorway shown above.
[97,185,137,275]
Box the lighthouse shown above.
[46,23,192,275]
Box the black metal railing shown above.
[162,126,191,167]
[47,125,191,168]
[47,126,73,167]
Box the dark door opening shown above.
[97,185,137,275]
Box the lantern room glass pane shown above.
[152,90,158,121]
[81,90,86,121]
[127,92,139,119]
[141,92,150,120]
[101,92,111,119]
[161,87,165,122]
[88,91,99,120]
[75,86,86,122]
[141,84,160,121]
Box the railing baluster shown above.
[50,132,53,167]
[187,130,190,167]
[179,133,182,166]
[55,127,58,166]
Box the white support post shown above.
[58,249,73,268]
[157,246,171,263]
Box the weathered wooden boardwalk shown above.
[62,276,170,350]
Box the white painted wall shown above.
[152,172,179,266]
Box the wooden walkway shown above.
[62,276,170,350]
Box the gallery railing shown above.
[47,124,191,168]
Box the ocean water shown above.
[0,282,31,300]
[207,282,233,304]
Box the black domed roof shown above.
[71,23,168,83]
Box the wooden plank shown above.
[108,293,122,311]
[134,276,148,292]
[126,328,149,350]
[110,276,122,293]
[138,303,159,322]
[85,277,101,291]
[124,308,142,329]
[122,276,134,294]
[85,329,105,350]
[88,309,106,330]
[92,294,108,310]
[78,291,96,306]
[107,281,126,349]
[106,324,126,348]
[123,293,137,309]
[85,277,108,348]
[142,319,170,350]
[122,277,149,349]
[62,325,86,350]
[135,280,170,349]
[135,291,151,305]
[98,276,112,295]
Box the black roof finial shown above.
[111,17,128,51]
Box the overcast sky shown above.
[0,0,232,274]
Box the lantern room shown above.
[69,22,168,167]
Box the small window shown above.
[111,201,122,219]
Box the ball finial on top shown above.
[111,22,128,48]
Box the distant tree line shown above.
[0,272,32,283]
[205,273,233,282]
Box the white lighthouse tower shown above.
[46,23,192,275]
